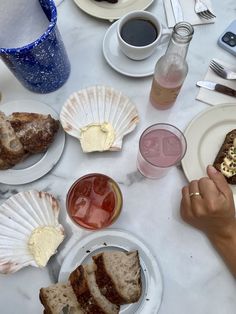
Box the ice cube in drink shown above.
[67,173,122,230]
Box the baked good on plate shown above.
[40,282,84,314]
[8,112,59,154]
[40,250,142,314]
[69,263,120,314]
[0,111,59,169]
[213,129,236,184]
[0,111,25,169]
[93,251,141,305]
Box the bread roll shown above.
[0,111,25,169]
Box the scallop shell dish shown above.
[60,85,139,152]
[0,190,65,274]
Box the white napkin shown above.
[163,0,215,28]
[196,59,236,106]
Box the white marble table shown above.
[0,0,236,313]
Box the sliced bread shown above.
[0,111,25,169]
[213,129,236,184]
[39,282,84,314]
[69,263,120,314]
[93,251,142,305]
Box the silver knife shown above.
[170,0,184,23]
[197,81,236,97]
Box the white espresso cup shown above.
[117,10,171,61]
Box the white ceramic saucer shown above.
[103,21,168,78]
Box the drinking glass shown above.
[66,173,123,230]
[137,123,187,179]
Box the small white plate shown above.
[103,21,168,78]
[0,99,65,185]
[182,103,236,196]
[74,0,155,21]
[59,228,163,314]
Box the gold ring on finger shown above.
[189,192,201,198]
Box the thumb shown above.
[207,165,231,196]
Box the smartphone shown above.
[218,19,236,56]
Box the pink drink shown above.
[150,74,183,110]
[137,124,187,179]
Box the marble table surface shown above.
[0,0,236,313]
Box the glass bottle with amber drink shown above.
[149,22,194,110]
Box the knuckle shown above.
[190,180,198,185]
[198,177,210,185]
[182,186,187,193]
[193,209,204,218]
[192,204,204,218]
[205,200,219,214]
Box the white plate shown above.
[59,228,163,314]
[0,99,65,185]
[103,21,168,78]
[74,0,155,21]
[182,103,236,195]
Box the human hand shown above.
[180,165,236,238]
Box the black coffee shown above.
[120,18,158,47]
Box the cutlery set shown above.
[197,60,236,98]
[169,1,236,99]
[170,0,215,24]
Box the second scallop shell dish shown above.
[0,190,65,274]
[60,85,139,152]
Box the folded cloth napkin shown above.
[164,0,215,28]
[196,59,236,106]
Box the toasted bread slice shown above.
[93,251,142,305]
[213,129,236,184]
[69,263,120,314]
[39,282,84,314]
[8,112,59,154]
[0,111,25,169]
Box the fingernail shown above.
[207,165,218,174]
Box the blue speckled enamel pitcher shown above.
[0,0,70,93]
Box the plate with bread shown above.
[40,229,163,314]
[182,103,236,197]
[0,99,65,185]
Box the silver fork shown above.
[194,0,216,19]
[209,59,236,80]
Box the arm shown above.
[207,221,236,276]
[180,165,236,277]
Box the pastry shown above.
[0,111,60,169]
[0,111,25,169]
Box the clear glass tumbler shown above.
[66,173,123,230]
[137,123,187,179]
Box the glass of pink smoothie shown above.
[137,123,187,179]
